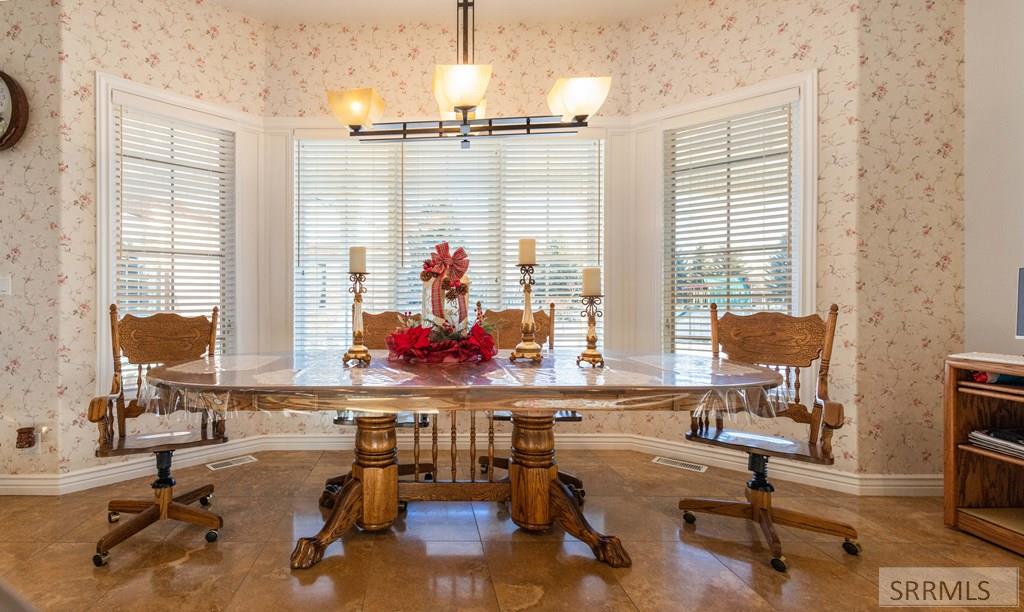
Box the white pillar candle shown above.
[349,246,367,274]
[518,238,536,266]
[582,267,602,296]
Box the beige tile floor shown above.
[1,449,1021,611]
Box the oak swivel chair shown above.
[678,303,861,572]
[87,305,227,567]
[475,302,586,505]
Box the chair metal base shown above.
[678,454,859,572]
[93,450,222,566]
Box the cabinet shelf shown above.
[958,443,1024,468]
[958,382,1024,404]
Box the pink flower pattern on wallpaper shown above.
[0,0,63,475]
[0,0,963,477]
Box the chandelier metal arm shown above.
[353,115,589,141]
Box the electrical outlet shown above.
[0,274,11,296]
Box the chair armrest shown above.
[87,393,118,423]
[819,398,844,429]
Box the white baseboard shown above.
[0,433,942,497]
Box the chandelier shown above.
[326,0,611,147]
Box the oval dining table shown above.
[147,349,781,570]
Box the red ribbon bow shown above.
[427,242,469,320]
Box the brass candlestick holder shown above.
[510,264,543,363]
[343,272,371,367]
[577,295,604,367]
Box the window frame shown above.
[658,73,818,353]
[95,73,261,394]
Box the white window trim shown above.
[94,73,263,394]
[614,70,818,354]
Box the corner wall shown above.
[855,0,964,474]
[0,0,63,474]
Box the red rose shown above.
[465,323,497,361]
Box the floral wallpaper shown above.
[0,0,963,478]
[0,0,63,474]
[854,0,964,474]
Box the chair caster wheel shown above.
[205,530,219,543]
[770,557,788,572]
[107,511,120,524]
[842,539,862,555]
[398,501,408,513]
[92,553,109,567]
[200,494,213,507]
[682,511,697,524]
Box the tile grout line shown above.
[220,539,271,610]
[468,500,506,611]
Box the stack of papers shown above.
[969,429,1024,460]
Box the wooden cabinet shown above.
[945,353,1024,555]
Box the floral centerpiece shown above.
[386,242,498,363]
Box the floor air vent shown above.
[206,455,258,471]
[652,456,708,473]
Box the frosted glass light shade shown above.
[547,77,612,121]
[433,64,492,110]
[327,88,385,129]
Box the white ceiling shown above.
[210,0,679,25]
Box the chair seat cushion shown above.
[686,428,833,465]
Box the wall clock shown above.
[0,71,29,151]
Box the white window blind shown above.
[114,106,236,352]
[664,104,796,353]
[500,139,604,343]
[293,138,603,352]
[294,141,401,351]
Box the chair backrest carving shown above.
[363,311,421,350]
[708,303,841,456]
[117,312,217,365]
[481,303,555,350]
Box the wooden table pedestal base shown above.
[291,413,631,569]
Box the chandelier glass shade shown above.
[433,64,493,113]
[327,88,385,129]
[547,77,613,122]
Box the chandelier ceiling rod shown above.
[458,0,474,65]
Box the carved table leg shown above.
[509,414,557,531]
[292,414,398,569]
[508,412,630,567]
[550,480,632,568]
[291,479,363,569]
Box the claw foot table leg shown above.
[292,414,398,569]
[550,480,632,567]
[291,479,363,569]
[508,412,631,568]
